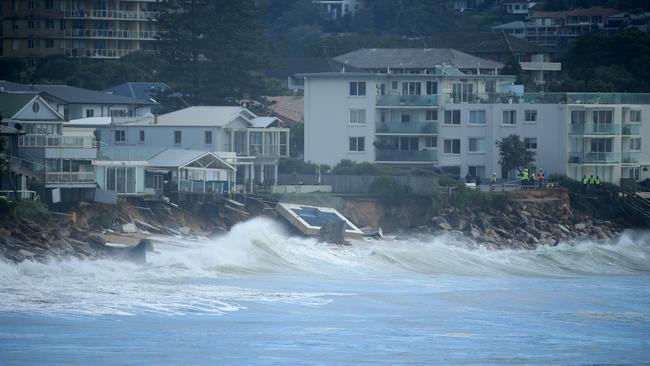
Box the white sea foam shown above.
[0,218,648,316]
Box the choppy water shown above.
[1,218,649,365]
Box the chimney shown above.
[153,114,158,125]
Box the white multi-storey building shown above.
[302,67,650,184]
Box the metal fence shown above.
[277,174,438,195]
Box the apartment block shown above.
[1,0,159,60]
[315,0,366,19]
[301,61,650,184]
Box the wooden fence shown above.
[277,174,438,196]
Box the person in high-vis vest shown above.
[595,176,602,189]
[490,173,497,192]
[521,168,529,188]
[582,175,588,191]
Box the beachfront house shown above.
[96,106,290,190]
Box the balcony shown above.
[622,124,641,136]
[64,9,159,20]
[375,149,438,163]
[622,152,640,164]
[64,29,158,40]
[519,62,562,71]
[569,124,621,135]
[376,95,438,108]
[19,134,97,148]
[65,48,135,58]
[440,93,650,105]
[568,152,621,164]
[376,121,437,135]
[45,172,96,187]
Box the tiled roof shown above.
[0,92,38,119]
[334,48,503,70]
[0,80,155,105]
[104,82,169,103]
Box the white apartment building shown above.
[315,0,365,19]
[302,70,650,184]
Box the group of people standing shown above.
[520,168,546,188]
[581,175,602,191]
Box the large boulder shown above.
[318,220,349,246]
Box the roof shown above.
[104,82,169,103]
[250,117,279,128]
[334,48,503,70]
[154,106,252,127]
[267,96,304,124]
[265,57,364,79]
[0,80,155,105]
[96,146,165,162]
[67,116,113,127]
[566,7,618,17]
[147,149,235,170]
[427,33,552,55]
[0,92,38,119]
[493,21,527,29]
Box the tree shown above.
[156,0,270,105]
[496,134,535,174]
[500,55,525,84]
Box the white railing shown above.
[0,190,40,201]
[19,134,97,148]
[64,9,159,20]
[64,29,158,39]
[46,172,96,186]
[519,62,562,71]
[65,48,134,58]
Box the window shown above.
[45,0,54,9]
[28,1,35,9]
[349,81,366,96]
[630,110,641,123]
[12,19,18,30]
[45,39,54,48]
[469,110,486,125]
[380,111,386,123]
[86,109,94,118]
[590,138,612,153]
[12,40,19,50]
[426,81,438,95]
[391,81,398,90]
[114,130,126,143]
[204,130,212,144]
[502,110,517,125]
[28,20,35,29]
[524,110,537,123]
[524,137,538,150]
[630,138,641,151]
[571,110,585,124]
[451,82,474,103]
[444,110,461,125]
[60,19,66,30]
[468,165,486,179]
[139,130,145,143]
[349,137,365,152]
[174,130,182,144]
[468,137,485,153]
[28,39,35,49]
[110,110,128,117]
[401,82,421,96]
[443,139,461,154]
[593,110,613,124]
[425,137,437,148]
[400,113,411,123]
[425,110,437,121]
[349,109,366,125]
[45,19,54,29]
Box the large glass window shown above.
[401,82,421,96]
[469,110,486,125]
[524,137,538,150]
[630,110,641,123]
[349,81,366,96]
[451,82,474,103]
[444,139,461,154]
[468,137,486,153]
[349,109,366,125]
[444,110,461,125]
[502,110,517,125]
[174,130,182,144]
[349,137,365,152]
[426,81,437,95]
[114,130,125,143]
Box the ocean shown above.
[1,218,649,365]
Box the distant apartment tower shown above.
[0,0,159,60]
[315,0,365,19]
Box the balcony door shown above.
[451,82,474,103]
[401,82,421,96]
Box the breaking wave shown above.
[0,218,648,316]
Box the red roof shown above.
[566,7,618,17]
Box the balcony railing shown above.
[440,93,650,105]
[568,152,621,164]
[64,9,159,20]
[64,29,158,40]
[376,121,437,135]
[177,180,229,194]
[375,149,438,163]
[622,152,641,164]
[519,62,562,71]
[376,95,438,108]
[622,124,641,135]
[569,124,621,135]
[46,172,96,186]
[65,48,135,58]
[19,134,97,148]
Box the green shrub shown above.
[12,200,50,221]
[278,159,330,175]
[548,174,582,193]
[449,184,494,210]
[369,176,412,206]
